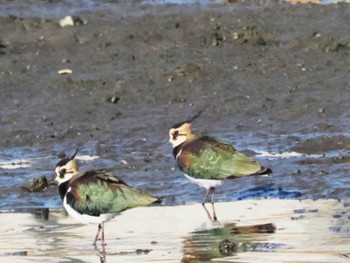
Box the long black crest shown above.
[55,145,81,168]
[186,106,207,123]
[171,106,207,129]
[70,145,81,160]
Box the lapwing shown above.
[53,148,160,246]
[168,109,271,220]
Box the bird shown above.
[53,147,160,246]
[168,109,271,220]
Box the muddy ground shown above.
[0,1,350,208]
[1,1,350,146]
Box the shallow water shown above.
[0,0,348,19]
[1,130,349,210]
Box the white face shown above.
[168,127,189,148]
[54,159,77,185]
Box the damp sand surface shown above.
[1,199,350,263]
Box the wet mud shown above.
[0,0,349,208]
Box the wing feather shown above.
[68,170,158,216]
[178,136,264,180]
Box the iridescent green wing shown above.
[178,136,262,180]
[67,170,159,216]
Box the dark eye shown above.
[59,168,66,178]
[172,130,179,140]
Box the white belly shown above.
[183,173,223,189]
[63,195,118,225]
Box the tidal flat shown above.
[1,0,350,262]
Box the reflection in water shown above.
[182,222,280,262]
[95,245,106,263]
[3,200,350,262]
[33,208,50,220]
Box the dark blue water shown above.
[0,0,346,19]
[1,131,349,211]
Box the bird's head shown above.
[168,108,206,148]
[54,147,80,185]
[168,122,193,148]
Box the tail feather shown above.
[226,166,272,179]
[255,166,272,176]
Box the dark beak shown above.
[48,176,58,186]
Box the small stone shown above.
[22,176,49,192]
[72,16,87,26]
[218,239,237,256]
[58,16,74,27]
[313,32,322,38]
[135,249,151,255]
[111,96,120,104]
[293,169,301,174]
[10,251,28,256]
[57,69,73,75]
